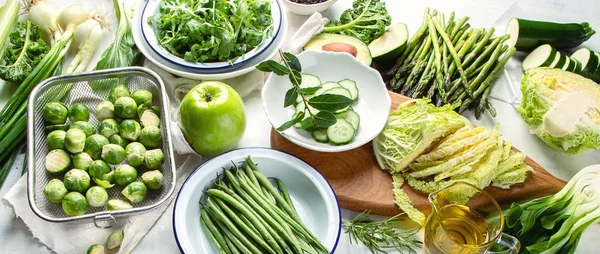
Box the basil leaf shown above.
[308,94,355,111]
[282,52,301,72]
[257,60,290,75]
[277,112,304,131]
[314,111,337,128]
[284,88,298,107]
[298,86,321,94]
[289,69,302,86]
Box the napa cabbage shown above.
[518,67,600,154]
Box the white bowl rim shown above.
[282,0,337,7]
[262,50,392,153]
[171,147,342,253]
[141,0,282,70]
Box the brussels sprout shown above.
[107,199,133,210]
[70,121,95,137]
[68,103,89,122]
[98,119,120,138]
[63,169,91,193]
[46,130,66,150]
[64,128,86,154]
[109,84,131,104]
[87,244,105,254]
[114,97,137,119]
[102,170,115,182]
[101,144,125,164]
[120,120,141,141]
[113,164,137,186]
[45,149,71,173]
[141,170,164,190]
[139,126,162,148]
[86,186,108,207]
[84,134,109,160]
[89,160,111,179]
[140,110,160,128]
[125,142,146,167]
[122,181,147,204]
[96,100,115,121]
[43,102,68,124]
[151,105,160,115]
[43,179,68,204]
[109,134,129,148]
[73,152,94,171]
[106,230,124,250]
[132,89,153,107]
[144,149,165,170]
[137,104,149,119]
[62,192,88,216]
[45,124,69,132]
[93,178,115,189]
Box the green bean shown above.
[274,178,298,217]
[200,208,229,254]
[212,214,252,254]
[205,197,265,254]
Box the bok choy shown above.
[94,0,139,70]
[503,164,600,254]
[0,0,19,60]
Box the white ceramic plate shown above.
[172,148,341,254]
[132,0,288,80]
[141,0,282,71]
[262,50,392,152]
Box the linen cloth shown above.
[1,11,328,254]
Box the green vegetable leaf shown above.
[314,111,337,128]
[0,21,50,83]
[283,52,301,72]
[289,69,302,86]
[284,88,298,107]
[277,111,304,131]
[94,0,138,71]
[308,94,355,111]
[298,86,321,94]
[257,60,290,75]
[323,0,392,44]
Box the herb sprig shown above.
[258,50,354,131]
[344,210,423,254]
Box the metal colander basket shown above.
[27,67,176,227]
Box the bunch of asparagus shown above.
[387,9,516,119]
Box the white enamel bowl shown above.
[172,148,342,253]
[141,0,282,71]
[262,50,392,153]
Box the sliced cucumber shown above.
[338,79,359,101]
[522,44,557,70]
[299,74,321,92]
[326,119,355,145]
[369,22,409,63]
[335,109,360,130]
[314,81,342,96]
[296,93,314,105]
[311,129,329,143]
[293,103,319,128]
[320,87,353,113]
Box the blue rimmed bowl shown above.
[141,0,283,72]
[172,147,341,253]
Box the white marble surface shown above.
[1,0,600,253]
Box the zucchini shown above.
[368,22,409,64]
[522,44,557,70]
[569,58,583,73]
[335,109,360,130]
[572,48,600,73]
[326,119,355,145]
[560,56,571,71]
[548,51,563,68]
[299,74,321,92]
[553,53,568,69]
[338,79,359,101]
[506,18,596,51]
[311,129,329,143]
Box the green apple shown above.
[179,81,246,156]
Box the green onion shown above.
[0,0,20,60]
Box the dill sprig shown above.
[343,210,422,254]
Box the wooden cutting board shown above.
[270,91,567,216]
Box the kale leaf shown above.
[323,0,392,44]
[0,21,50,83]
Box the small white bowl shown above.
[172,148,341,253]
[262,50,392,153]
[281,0,338,16]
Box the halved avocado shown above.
[369,23,409,64]
[304,34,372,66]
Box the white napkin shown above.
[2,11,329,254]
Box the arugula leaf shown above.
[149,0,274,63]
[322,0,392,44]
[257,60,290,75]
[277,111,304,131]
[308,94,355,111]
[284,88,298,107]
[314,111,337,128]
[0,21,49,83]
